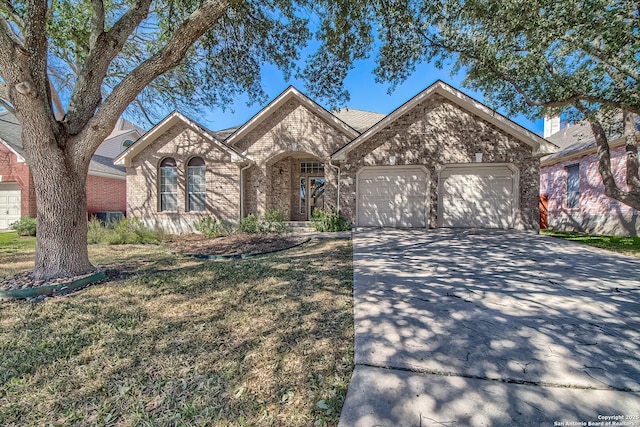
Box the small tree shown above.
[373,0,640,208]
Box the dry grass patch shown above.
[0,239,353,426]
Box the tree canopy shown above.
[0,0,379,279]
[0,0,378,125]
[372,0,640,208]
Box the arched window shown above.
[122,139,134,149]
[159,157,178,212]
[187,157,206,212]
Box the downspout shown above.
[239,163,253,220]
[328,159,341,212]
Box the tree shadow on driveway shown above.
[344,228,640,426]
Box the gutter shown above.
[540,137,627,167]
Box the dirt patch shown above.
[165,233,309,256]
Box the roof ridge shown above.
[333,107,386,115]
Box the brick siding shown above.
[0,143,36,217]
[86,175,126,215]
[126,92,542,232]
[235,99,350,220]
[127,122,240,233]
[1,142,124,220]
[340,94,539,230]
[541,146,640,235]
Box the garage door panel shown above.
[440,167,515,229]
[0,183,22,229]
[357,167,428,228]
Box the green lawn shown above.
[0,231,36,253]
[541,229,640,258]
[0,238,354,426]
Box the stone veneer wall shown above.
[339,94,540,230]
[234,99,350,218]
[541,145,640,236]
[126,122,240,233]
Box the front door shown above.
[300,177,325,220]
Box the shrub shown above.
[87,217,164,245]
[194,216,224,238]
[110,218,164,244]
[310,209,351,232]
[260,209,288,233]
[10,216,37,236]
[237,213,259,234]
[87,216,109,244]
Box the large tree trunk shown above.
[22,127,94,281]
[588,115,640,210]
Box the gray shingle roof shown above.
[0,110,24,157]
[214,126,240,141]
[0,110,125,177]
[213,107,385,141]
[332,108,386,132]
[543,115,640,164]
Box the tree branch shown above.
[48,77,64,120]
[560,35,640,82]
[576,102,640,209]
[66,0,153,134]
[0,0,24,29]
[23,0,48,57]
[0,12,26,61]
[623,109,640,192]
[77,0,231,154]
[89,0,105,50]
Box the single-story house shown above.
[0,111,139,229]
[540,116,640,236]
[115,80,557,233]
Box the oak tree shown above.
[0,0,374,279]
[374,0,640,208]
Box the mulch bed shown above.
[165,233,309,256]
[1,233,307,298]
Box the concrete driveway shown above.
[339,229,640,427]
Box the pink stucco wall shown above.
[540,146,640,235]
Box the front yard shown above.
[541,229,640,258]
[0,234,353,426]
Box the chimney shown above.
[544,116,561,138]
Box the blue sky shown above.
[198,56,545,136]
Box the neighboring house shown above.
[540,117,640,236]
[115,81,557,233]
[0,111,139,229]
[95,118,145,158]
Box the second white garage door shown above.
[439,165,516,229]
[357,166,429,227]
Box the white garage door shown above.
[357,166,428,227]
[440,166,515,229]
[0,183,21,229]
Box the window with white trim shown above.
[187,157,206,212]
[300,161,324,174]
[159,158,178,211]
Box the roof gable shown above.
[224,86,360,147]
[114,111,247,167]
[331,80,558,160]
